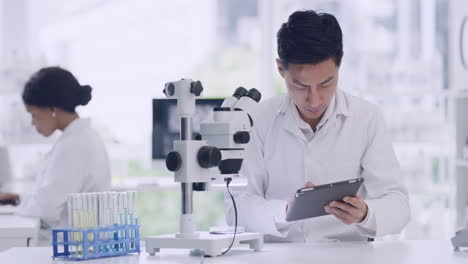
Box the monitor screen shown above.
[152,98,224,159]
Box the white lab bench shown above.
[0,213,40,252]
[0,240,467,263]
[0,180,41,252]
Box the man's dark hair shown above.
[22,67,92,113]
[277,10,343,69]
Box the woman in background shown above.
[0,67,111,235]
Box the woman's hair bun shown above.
[79,85,92,106]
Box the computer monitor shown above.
[152,98,225,160]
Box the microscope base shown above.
[145,232,263,257]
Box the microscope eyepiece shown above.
[246,88,261,102]
[233,87,248,99]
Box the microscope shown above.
[200,86,261,183]
[145,79,263,257]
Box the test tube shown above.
[81,194,90,255]
[96,193,102,253]
[131,191,138,225]
[87,193,92,229]
[124,192,130,249]
[104,193,110,227]
[109,192,115,225]
[89,193,94,228]
[103,192,110,252]
[67,194,73,228]
[127,192,133,226]
[83,194,89,229]
[127,191,135,249]
[111,192,119,252]
[67,194,75,256]
[73,194,83,257]
[89,194,95,254]
[118,192,124,226]
[123,192,129,226]
[93,193,99,254]
[98,193,105,226]
[118,192,125,250]
[93,193,98,228]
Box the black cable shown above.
[222,177,237,255]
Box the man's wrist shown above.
[357,202,369,223]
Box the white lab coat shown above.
[16,118,111,233]
[226,89,410,242]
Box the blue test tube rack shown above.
[51,224,140,261]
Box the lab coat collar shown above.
[283,96,308,142]
[277,89,351,141]
[62,118,91,137]
[289,94,336,133]
[47,118,90,156]
[334,89,352,117]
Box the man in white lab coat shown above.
[226,10,410,242]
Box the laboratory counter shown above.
[0,240,467,264]
[0,214,39,251]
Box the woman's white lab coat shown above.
[16,118,111,232]
[226,90,410,242]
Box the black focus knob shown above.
[190,81,203,96]
[193,182,207,191]
[247,88,261,102]
[165,82,175,96]
[233,131,250,144]
[197,146,221,168]
[194,133,202,140]
[166,151,182,171]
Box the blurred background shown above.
[0,0,467,240]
